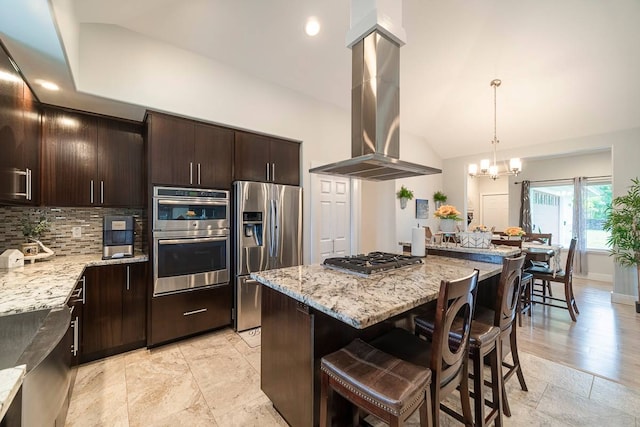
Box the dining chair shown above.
[319,270,479,427]
[528,237,579,321]
[522,233,552,245]
[491,239,522,248]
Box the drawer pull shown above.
[183,308,207,316]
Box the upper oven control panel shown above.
[154,187,229,200]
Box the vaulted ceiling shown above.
[2,0,639,159]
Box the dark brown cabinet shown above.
[149,284,231,346]
[80,262,147,363]
[147,111,233,189]
[0,45,40,205]
[234,131,300,185]
[42,108,144,207]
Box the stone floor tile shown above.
[589,376,640,419]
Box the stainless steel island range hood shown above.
[310,29,441,181]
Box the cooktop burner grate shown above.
[323,251,423,275]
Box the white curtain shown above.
[572,177,588,274]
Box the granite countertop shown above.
[0,254,148,317]
[400,241,520,257]
[251,255,501,330]
[0,365,25,422]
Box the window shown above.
[530,181,611,250]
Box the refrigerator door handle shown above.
[269,199,276,257]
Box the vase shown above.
[435,201,443,210]
[507,235,522,240]
[440,218,457,233]
[21,242,39,256]
[400,197,408,209]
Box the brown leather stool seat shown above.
[414,316,503,427]
[320,338,432,425]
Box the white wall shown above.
[443,129,640,301]
[394,132,443,250]
[75,24,442,263]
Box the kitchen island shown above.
[251,255,502,427]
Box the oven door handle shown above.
[156,199,228,206]
[158,236,228,245]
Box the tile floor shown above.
[65,327,640,426]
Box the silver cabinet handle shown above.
[100,181,104,204]
[80,276,86,304]
[126,265,130,291]
[197,163,201,185]
[183,308,207,316]
[26,168,32,200]
[272,163,275,182]
[190,162,193,184]
[266,162,270,181]
[71,316,79,356]
[90,180,94,204]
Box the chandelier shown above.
[468,79,522,180]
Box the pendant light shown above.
[468,79,522,180]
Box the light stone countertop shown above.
[0,254,148,317]
[400,241,521,257]
[0,365,25,422]
[251,255,502,329]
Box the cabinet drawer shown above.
[149,284,231,346]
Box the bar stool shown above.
[518,271,534,326]
[319,270,479,427]
[414,255,526,422]
[473,255,528,417]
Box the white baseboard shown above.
[578,272,613,282]
[610,292,638,306]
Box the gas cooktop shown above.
[323,251,423,275]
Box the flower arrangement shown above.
[434,205,462,220]
[504,226,525,237]
[472,225,489,232]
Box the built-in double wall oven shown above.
[152,186,230,296]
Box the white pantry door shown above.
[311,174,351,263]
[481,193,509,232]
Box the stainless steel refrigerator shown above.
[234,181,302,331]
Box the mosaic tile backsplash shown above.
[0,206,147,256]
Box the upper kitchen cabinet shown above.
[147,111,233,189]
[234,131,300,185]
[0,45,40,205]
[97,118,145,207]
[42,107,144,207]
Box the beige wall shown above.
[442,129,640,302]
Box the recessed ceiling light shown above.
[305,17,320,36]
[35,79,60,91]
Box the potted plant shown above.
[603,177,640,313]
[433,191,447,209]
[20,214,50,256]
[397,185,414,209]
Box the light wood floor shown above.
[517,276,640,390]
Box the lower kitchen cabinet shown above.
[149,284,232,346]
[80,262,147,363]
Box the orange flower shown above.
[504,226,525,236]
[434,205,462,220]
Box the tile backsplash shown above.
[0,206,147,256]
